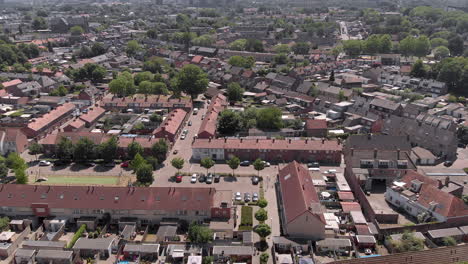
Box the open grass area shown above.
[37,176,119,185]
[239,206,253,231]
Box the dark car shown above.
[198,174,206,183]
[214,174,221,183]
[252,176,259,185]
[458,143,466,148]
[240,160,250,166]
[53,160,70,166]
[444,160,453,167]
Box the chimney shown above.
[437,179,443,189]
[374,148,378,158]
[240,138,243,143]
[350,148,354,156]
[209,137,211,142]
[272,138,275,143]
[322,139,325,144]
[256,138,259,143]
[224,137,227,143]
[305,139,308,144]
[397,148,400,160]
[367,134,371,140]
[289,139,292,144]
[445,176,450,187]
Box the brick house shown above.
[192,138,342,164]
[153,109,188,143]
[22,103,76,138]
[305,119,328,137]
[0,128,28,155]
[277,161,325,240]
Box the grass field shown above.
[38,176,119,185]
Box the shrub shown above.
[257,198,268,208]
[67,224,86,248]
[240,206,253,230]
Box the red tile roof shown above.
[340,202,362,213]
[79,107,106,124]
[399,171,468,218]
[306,119,327,130]
[278,161,325,224]
[27,103,76,132]
[66,119,85,130]
[191,55,204,64]
[0,185,215,212]
[153,109,187,137]
[39,132,110,146]
[197,94,228,138]
[101,94,192,109]
[2,79,22,88]
[337,192,355,201]
[193,138,342,151]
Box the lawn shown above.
[239,206,253,231]
[38,176,119,185]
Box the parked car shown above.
[307,162,320,168]
[175,175,183,183]
[183,129,188,135]
[180,134,186,140]
[188,121,192,126]
[53,160,69,166]
[252,192,259,202]
[104,162,115,167]
[240,160,250,166]
[39,160,51,166]
[252,176,259,185]
[206,174,213,184]
[201,114,206,120]
[262,161,271,167]
[120,161,129,168]
[191,174,197,183]
[198,174,206,183]
[364,248,372,255]
[173,149,178,154]
[235,192,242,201]
[444,160,453,167]
[214,174,221,183]
[458,143,466,148]
[244,193,251,202]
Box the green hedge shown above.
[67,224,86,248]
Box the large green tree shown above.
[174,64,208,99]
[188,222,213,244]
[171,157,184,175]
[127,141,144,160]
[200,157,215,175]
[227,82,244,103]
[227,156,240,177]
[257,107,283,130]
[73,137,96,163]
[136,163,154,185]
[99,136,118,162]
[56,137,74,161]
[218,110,242,134]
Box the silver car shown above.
[235,192,242,201]
[252,192,259,202]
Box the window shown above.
[40,193,47,199]
[36,208,45,213]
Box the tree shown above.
[70,26,84,36]
[253,158,265,177]
[152,139,168,162]
[431,38,448,48]
[138,81,153,96]
[414,35,431,57]
[329,70,335,82]
[228,56,254,68]
[254,223,271,239]
[292,42,310,55]
[136,163,154,185]
[200,157,215,175]
[188,222,213,244]
[257,107,283,130]
[442,237,457,246]
[260,253,269,264]
[0,217,10,231]
[146,156,159,170]
[202,256,213,264]
[258,198,268,208]
[343,40,362,56]
[56,137,73,161]
[255,208,268,222]
[0,157,8,181]
[229,39,247,51]
[99,136,118,162]
[400,36,416,57]
[192,34,214,46]
[73,137,96,163]
[91,66,106,83]
[174,64,208,99]
[227,156,240,177]
[245,38,264,52]
[32,17,47,30]
[150,113,163,123]
[226,82,244,103]
[127,141,143,160]
[389,231,425,253]
[171,157,184,175]
[134,71,154,86]
[218,110,242,135]
[126,40,141,57]
[411,59,428,78]
[15,168,28,184]
[91,42,106,56]
[273,53,288,65]
[434,46,450,60]
[143,57,165,73]
[274,44,290,53]
[448,35,464,56]
[147,28,158,39]
[131,153,146,172]
[28,142,43,160]
[49,85,68,96]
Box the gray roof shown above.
[428,227,463,239]
[316,238,352,247]
[36,250,73,260]
[212,246,254,256]
[22,240,66,249]
[459,225,468,234]
[123,244,160,253]
[156,225,177,239]
[15,248,35,258]
[370,98,400,111]
[346,134,412,151]
[73,237,115,250]
[356,235,376,244]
